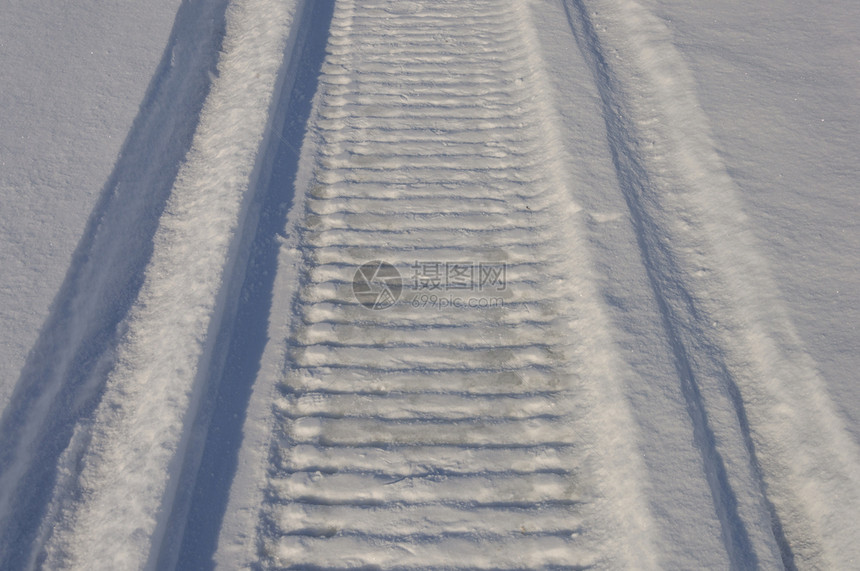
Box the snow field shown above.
[0,0,857,568]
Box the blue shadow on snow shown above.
[173,1,335,568]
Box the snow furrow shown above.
[270,503,584,535]
[266,536,595,571]
[277,444,578,474]
[281,369,568,396]
[279,393,564,421]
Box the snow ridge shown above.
[564,0,860,567]
[0,0,231,566]
[20,0,303,568]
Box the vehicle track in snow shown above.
[225,0,655,568]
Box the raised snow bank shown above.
[28,0,304,568]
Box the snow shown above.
[0,0,858,568]
[561,0,860,566]
[30,0,303,568]
[644,0,860,442]
[0,0,181,423]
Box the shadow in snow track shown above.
[0,0,230,568]
[169,1,336,568]
[561,0,791,568]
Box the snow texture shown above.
[0,0,857,568]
